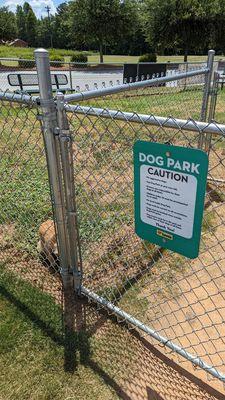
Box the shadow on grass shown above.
[0,281,89,374]
[1,277,224,400]
[63,286,91,372]
[0,283,64,345]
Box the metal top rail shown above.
[65,103,225,136]
[1,87,225,137]
[63,67,209,103]
[0,90,38,105]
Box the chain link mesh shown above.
[64,62,209,122]
[214,78,225,124]
[1,57,225,397]
[0,92,63,329]
[64,76,225,393]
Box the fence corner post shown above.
[34,48,71,289]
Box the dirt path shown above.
[137,197,225,395]
[84,304,225,400]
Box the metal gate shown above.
[1,48,225,391]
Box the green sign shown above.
[134,141,208,259]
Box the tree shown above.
[53,3,73,49]
[26,8,37,46]
[23,2,33,16]
[16,6,27,41]
[71,0,138,62]
[0,7,17,41]
[144,0,217,61]
[15,2,37,46]
[36,17,52,48]
[113,0,148,55]
[210,0,225,54]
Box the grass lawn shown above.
[0,267,120,400]
[0,45,224,65]
[88,54,225,64]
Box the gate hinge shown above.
[209,87,218,96]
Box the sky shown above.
[0,0,64,19]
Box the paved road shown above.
[0,68,123,93]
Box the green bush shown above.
[70,53,88,66]
[139,53,157,63]
[18,56,35,69]
[49,55,64,67]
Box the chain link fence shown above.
[0,56,218,92]
[0,92,65,380]
[61,50,225,391]
[1,49,225,397]
[212,73,225,124]
[65,102,225,381]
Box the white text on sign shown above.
[139,153,200,174]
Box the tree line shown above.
[0,0,225,61]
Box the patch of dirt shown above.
[84,304,225,400]
[137,199,225,395]
[83,224,160,293]
[208,148,225,181]
[79,172,225,395]
[0,223,15,248]
[0,223,62,304]
[121,332,225,400]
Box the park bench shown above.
[7,73,71,94]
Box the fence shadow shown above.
[1,279,224,400]
[81,301,225,400]
[147,388,165,400]
[0,283,64,346]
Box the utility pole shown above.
[45,5,53,48]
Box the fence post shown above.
[199,49,215,148]
[56,92,82,294]
[205,71,219,153]
[184,61,188,90]
[34,48,71,289]
[69,62,73,92]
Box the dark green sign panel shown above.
[134,141,209,258]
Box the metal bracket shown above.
[60,268,73,289]
[73,270,82,295]
[37,111,57,123]
[53,127,60,136]
[36,113,44,121]
[55,127,72,140]
[60,262,82,295]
